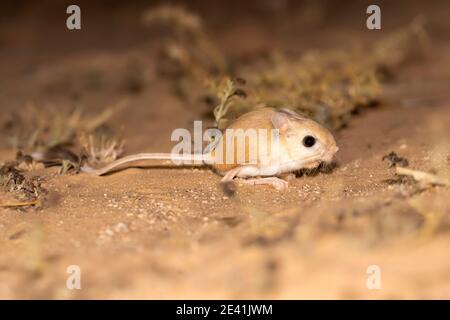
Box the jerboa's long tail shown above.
[81,153,207,176]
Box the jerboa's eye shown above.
[302,135,316,148]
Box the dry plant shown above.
[143,5,226,84]
[0,163,46,208]
[208,78,247,129]
[202,48,383,130]
[0,101,126,176]
[208,18,427,130]
[80,134,125,167]
[143,5,203,37]
[370,17,428,74]
[4,102,121,153]
[246,51,381,129]
[142,9,427,131]
[383,151,409,168]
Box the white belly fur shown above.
[235,145,304,178]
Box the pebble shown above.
[113,222,128,233]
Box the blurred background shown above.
[0,0,449,299]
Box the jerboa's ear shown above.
[278,108,307,120]
[271,111,292,134]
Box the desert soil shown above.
[0,1,449,299]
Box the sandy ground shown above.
[0,1,449,299]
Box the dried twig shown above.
[0,200,40,208]
[211,78,247,127]
[396,167,449,187]
[80,134,125,166]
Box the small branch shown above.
[396,167,449,186]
